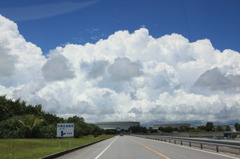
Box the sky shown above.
[0,0,240,125]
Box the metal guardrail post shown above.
[181,141,182,145]
[200,143,203,149]
[189,142,191,147]
[216,145,219,152]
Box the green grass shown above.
[0,135,114,159]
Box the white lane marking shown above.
[94,136,119,159]
[141,137,239,159]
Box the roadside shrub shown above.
[39,125,56,138]
[0,116,25,138]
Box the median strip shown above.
[131,138,170,159]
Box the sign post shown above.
[57,123,74,148]
[57,123,74,137]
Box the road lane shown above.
[133,136,238,159]
[130,138,170,159]
[56,136,118,159]
[56,135,239,159]
[98,136,165,159]
[95,136,119,159]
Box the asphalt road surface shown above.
[56,135,239,159]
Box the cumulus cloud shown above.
[128,107,142,114]
[0,45,16,77]
[42,55,75,82]
[194,67,240,92]
[0,15,45,87]
[0,15,240,124]
[108,57,142,81]
[81,60,109,79]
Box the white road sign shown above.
[57,123,74,137]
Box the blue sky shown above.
[1,0,240,54]
[1,0,240,124]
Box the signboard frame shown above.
[57,123,74,138]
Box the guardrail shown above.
[134,135,240,155]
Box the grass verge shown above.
[0,135,114,159]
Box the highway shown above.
[56,135,239,159]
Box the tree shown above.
[148,127,157,133]
[104,129,117,134]
[206,122,214,132]
[234,123,240,131]
[0,96,107,138]
[25,104,43,116]
[158,127,165,132]
[0,96,44,121]
[0,104,8,121]
[197,125,206,131]
[67,116,84,122]
[43,113,64,125]
[39,125,56,138]
[18,114,44,138]
[129,126,147,133]
[163,127,174,133]
[91,124,103,137]
[225,125,231,131]
[67,116,93,137]
[0,116,26,138]
[216,126,224,132]
[178,126,191,132]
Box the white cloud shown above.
[81,60,109,79]
[0,15,45,87]
[194,67,240,92]
[0,45,16,78]
[108,57,142,81]
[1,15,240,124]
[42,55,75,82]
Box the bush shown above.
[0,116,25,138]
[74,126,84,138]
[39,125,56,138]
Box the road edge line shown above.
[142,137,239,159]
[94,136,119,159]
[41,136,115,159]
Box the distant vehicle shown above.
[120,133,123,136]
